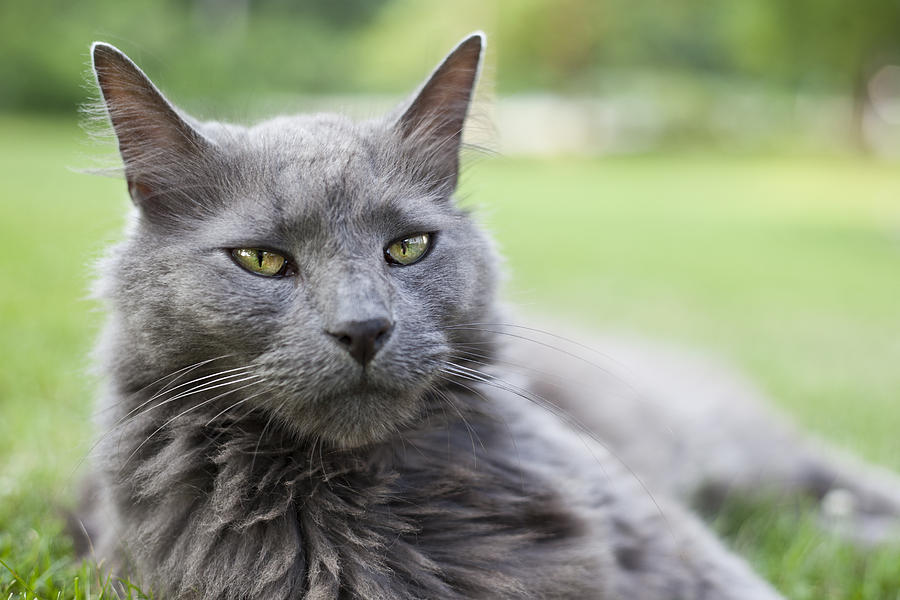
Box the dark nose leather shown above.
[327,318,394,366]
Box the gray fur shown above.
[83,35,900,599]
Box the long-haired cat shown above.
[84,33,900,599]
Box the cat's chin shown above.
[279,382,428,450]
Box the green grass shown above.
[467,154,900,467]
[2,113,899,598]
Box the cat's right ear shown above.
[91,42,211,215]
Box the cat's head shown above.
[91,34,500,448]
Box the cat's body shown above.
[84,35,900,599]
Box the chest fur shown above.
[105,417,605,600]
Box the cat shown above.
[82,33,900,599]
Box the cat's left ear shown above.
[91,42,212,219]
[394,32,484,193]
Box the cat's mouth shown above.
[291,366,442,447]
[287,385,426,448]
[253,342,448,446]
[328,365,433,405]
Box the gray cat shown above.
[84,33,900,599]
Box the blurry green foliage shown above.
[1,0,900,113]
[0,0,391,112]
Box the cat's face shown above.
[92,35,499,447]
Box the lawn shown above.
[1,113,899,598]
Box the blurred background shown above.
[1,1,900,598]
[7,0,900,153]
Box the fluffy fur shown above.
[82,35,900,599]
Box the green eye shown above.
[231,248,288,277]
[385,233,432,266]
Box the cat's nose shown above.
[327,318,394,366]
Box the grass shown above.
[468,153,900,467]
[1,112,899,598]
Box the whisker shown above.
[114,366,255,427]
[445,322,626,363]
[443,361,610,446]
[424,384,454,459]
[448,348,640,411]
[88,372,260,470]
[433,376,527,486]
[69,357,242,486]
[451,347,580,386]
[438,360,678,544]
[128,372,261,420]
[204,386,271,426]
[444,324,639,394]
[75,368,259,481]
[250,399,289,473]
[317,435,332,486]
[433,386,485,465]
[92,354,236,416]
[108,374,266,461]
[120,379,264,471]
